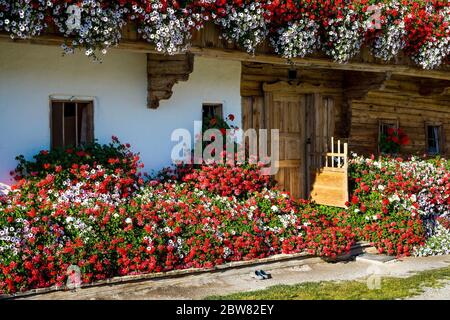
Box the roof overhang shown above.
[1,22,450,81]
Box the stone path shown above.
[18,254,450,300]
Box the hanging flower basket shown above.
[270,18,321,59]
[411,6,450,70]
[213,1,270,54]
[52,0,127,60]
[131,0,203,55]
[0,0,49,39]
[368,1,407,62]
[322,7,364,63]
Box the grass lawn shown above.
[207,265,450,300]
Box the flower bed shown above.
[347,154,450,256]
[2,138,449,294]
[0,139,354,294]
[0,1,449,68]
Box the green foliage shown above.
[13,137,141,183]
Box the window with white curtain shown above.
[50,100,94,149]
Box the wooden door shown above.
[305,94,335,195]
[242,81,338,200]
[263,84,306,199]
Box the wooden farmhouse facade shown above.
[1,22,450,205]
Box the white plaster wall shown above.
[0,42,242,183]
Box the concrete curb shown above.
[1,242,372,300]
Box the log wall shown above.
[348,75,450,156]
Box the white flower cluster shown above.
[323,9,364,63]
[369,1,407,61]
[223,246,232,259]
[278,213,297,229]
[131,2,202,55]
[214,2,270,54]
[64,216,93,244]
[52,0,127,60]
[0,219,32,256]
[0,0,48,39]
[414,222,450,256]
[270,18,321,59]
[412,7,450,70]
[54,166,134,208]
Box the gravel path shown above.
[407,280,450,300]
[15,254,450,300]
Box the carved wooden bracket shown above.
[147,53,194,109]
[344,71,392,100]
[418,79,450,96]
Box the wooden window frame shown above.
[202,102,224,122]
[425,121,445,155]
[378,118,399,154]
[49,98,95,149]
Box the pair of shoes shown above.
[259,270,271,279]
[251,270,272,280]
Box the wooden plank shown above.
[279,132,302,140]
[241,97,253,131]
[276,159,302,168]
[254,97,264,131]
[310,171,348,208]
[263,81,343,95]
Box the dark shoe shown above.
[251,270,265,280]
[258,270,271,279]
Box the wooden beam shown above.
[190,47,450,80]
[262,80,342,95]
[1,33,450,80]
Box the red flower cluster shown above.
[301,206,355,258]
[181,164,274,197]
[379,127,410,154]
[359,210,424,256]
[386,127,410,145]
[404,1,449,53]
